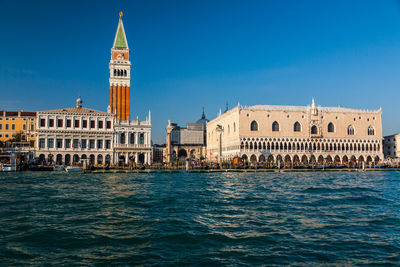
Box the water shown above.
[0,171,399,265]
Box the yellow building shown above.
[0,110,36,147]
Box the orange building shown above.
[109,12,131,121]
[0,110,36,146]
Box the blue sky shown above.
[1,0,400,143]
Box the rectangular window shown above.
[65,139,71,148]
[81,139,87,149]
[30,141,34,147]
[74,120,80,128]
[98,121,103,129]
[23,124,26,130]
[66,119,71,128]
[83,120,88,128]
[106,121,111,129]
[39,138,45,148]
[11,124,15,130]
[105,140,111,149]
[90,120,95,129]
[40,119,45,127]
[5,134,9,138]
[48,138,54,148]
[0,124,2,130]
[57,119,63,127]
[5,124,9,130]
[73,139,79,148]
[97,140,103,149]
[0,134,2,137]
[89,139,95,149]
[49,119,54,127]
[56,139,63,148]
[31,123,34,131]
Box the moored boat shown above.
[65,166,83,173]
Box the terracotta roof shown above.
[39,107,110,115]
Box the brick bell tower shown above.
[109,12,131,121]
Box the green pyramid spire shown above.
[113,12,128,49]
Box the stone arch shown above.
[301,155,308,165]
[81,154,87,160]
[284,155,292,168]
[342,155,348,164]
[334,155,341,165]
[39,154,45,163]
[65,154,71,166]
[242,154,248,162]
[326,155,332,164]
[293,155,300,167]
[97,154,103,164]
[328,122,335,133]
[105,154,111,165]
[259,154,266,162]
[272,121,279,132]
[276,155,283,167]
[73,154,80,164]
[293,121,301,132]
[368,125,375,136]
[250,120,258,131]
[178,149,187,159]
[267,155,274,166]
[250,154,257,163]
[350,155,357,167]
[374,156,380,163]
[241,142,244,149]
[56,154,63,165]
[318,155,324,165]
[366,156,372,165]
[48,154,54,164]
[89,154,95,165]
[311,125,318,134]
[309,155,316,165]
[348,125,355,135]
[138,153,145,164]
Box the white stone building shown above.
[36,97,114,165]
[383,134,400,159]
[207,99,383,167]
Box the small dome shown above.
[196,108,209,128]
[76,96,83,108]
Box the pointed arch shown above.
[311,125,318,134]
[293,121,301,132]
[250,120,258,131]
[328,122,335,133]
[272,121,280,132]
[368,125,375,135]
[347,125,355,135]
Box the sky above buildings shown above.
[1,0,400,143]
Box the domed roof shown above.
[196,108,209,128]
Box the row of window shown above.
[119,132,145,144]
[0,123,35,131]
[250,121,375,136]
[39,118,112,129]
[38,138,111,149]
[113,69,127,77]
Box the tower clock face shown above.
[116,53,124,60]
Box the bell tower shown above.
[109,12,131,121]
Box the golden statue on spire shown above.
[119,11,123,18]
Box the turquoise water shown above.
[0,171,399,265]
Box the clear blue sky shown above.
[1,0,400,143]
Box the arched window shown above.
[368,126,375,135]
[293,121,301,132]
[348,125,355,135]
[328,122,334,133]
[233,123,236,132]
[114,69,116,76]
[272,121,279,132]
[124,70,127,76]
[250,120,258,131]
[311,125,318,134]
[120,133,125,144]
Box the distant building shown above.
[36,96,114,165]
[0,110,36,147]
[383,134,400,159]
[152,144,166,163]
[207,99,383,167]
[165,110,208,164]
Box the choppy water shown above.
[0,171,399,265]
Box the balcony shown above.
[114,144,150,149]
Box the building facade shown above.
[383,134,400,159]
[109,13,152,165]
[165,110,208,164]
[36,97,114,165]
[0,110,36,147]
[207,99,383,167]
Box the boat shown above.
[53,166,65,171]
[65,166,83,172]
[2,165,16,172]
